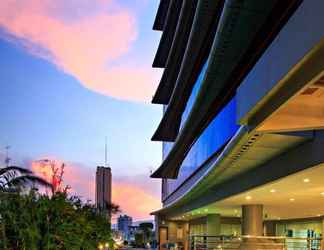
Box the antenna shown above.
[105,136,108,167]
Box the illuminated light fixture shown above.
[303,178,310,183]
[234,209,238,213]
[270,189,276,193]
[245,195,252,200]
[320,192,324,196]
[204,208,208,212]
[317,214,321,217]
[289,198,295,202]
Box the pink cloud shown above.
[30,157,161,221]
[0,0,159,101]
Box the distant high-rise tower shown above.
[96,166,112,214]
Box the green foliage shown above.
[139,222,154,243]
[135,232,144,247]
[139,222,153,230]
[0,190,116,249]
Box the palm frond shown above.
[0,166,32,176]
[5,175,53,189]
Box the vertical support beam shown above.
[156,216,169,250]
[183,222,189,250]
[206,214,221,235]
[206,214,221,250]
[242,205,263,236]
[264,221,276,236]
[321,218,324,250]
[155,215,160,245]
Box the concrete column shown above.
[321,218,324,250]
[264,221,276,236]
[242,205,263,236]
[206,214,221,250]
[206,214,221,235]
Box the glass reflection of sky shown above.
[162,61,239,197]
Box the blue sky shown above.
[0,0,163,220]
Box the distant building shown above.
[95,166,112,215]
[128,225,139,241]
[118,215,133,240]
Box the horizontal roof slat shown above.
[151,0,302,178]
[153,0,171,31]
[152,0,183,68]
[152,0,198,104]
[152,0,224,140]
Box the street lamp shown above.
[98,242,109,250]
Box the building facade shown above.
[151,0,324,249]
[118,215,133,241]
[96,166,112,214]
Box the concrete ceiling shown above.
[257,74,324,133]
[172,164,324,221]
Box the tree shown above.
[139,222,154,245]
[0,165,51,192]
[135,232,144,248]
[0,190,120,249]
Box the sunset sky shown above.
[0,0,163,221]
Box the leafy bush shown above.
[0,190,116,249]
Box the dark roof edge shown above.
[152,0,183,68]
[153,0,171,31]
[151,0,224,141]
[152,0,198,104]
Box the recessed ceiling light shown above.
[289,198,295,202]
[321,192,324,196]
[245,196,252,200]
[270,189,276,193]
[303,178,310,183]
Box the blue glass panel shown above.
[180,61,209,129]
[163,96,239,197]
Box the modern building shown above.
[96,166,112,215]
[150,0,324,249]
[118,215,133,240]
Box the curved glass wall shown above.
[163,96,239,197]
[180,61,208,129]
[161,55,240,198]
